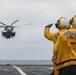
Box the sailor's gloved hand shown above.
[45,23,53,28]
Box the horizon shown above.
[0,60,53,65]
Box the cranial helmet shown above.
[55,17,70,29]
[70,15,76,28]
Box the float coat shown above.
[54,29,76,70]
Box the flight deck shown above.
[0,65,52,75]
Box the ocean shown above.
[0,60,53,65]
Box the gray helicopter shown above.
[0,20,31,39]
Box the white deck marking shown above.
[50,67,53,70]
[13,65,27,75]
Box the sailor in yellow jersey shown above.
[53,15,76,75]
[44,17,70,75]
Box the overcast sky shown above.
[0,0,76,60]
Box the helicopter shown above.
[0,20,31,39]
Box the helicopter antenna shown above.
[11,20,19,26]
[0,22,7,26]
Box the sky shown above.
[0,0,76,60]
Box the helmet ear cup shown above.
[55,23,58,28]
[70,18,73,25]
[55,20,59,28]
[70,19,71,25]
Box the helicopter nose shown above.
[7,29,11,33]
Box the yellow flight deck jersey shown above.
[54,29,76,70]
[44,27,68,75]
[44,27,68,46]
[44,27,58,44]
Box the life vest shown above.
[64,31,76,50]
[56,29,76,70]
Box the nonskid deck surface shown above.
[0,65,53,75]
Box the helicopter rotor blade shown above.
[11,20,19,26]
[16,23,32,26]
[12,26,27,29]
[0,25,6,28]
[24,23,32,25]
[0,22,7,26]
[13,26,26,28]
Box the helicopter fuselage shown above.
[2,26,15,39]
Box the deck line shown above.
[13,65,27,75]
